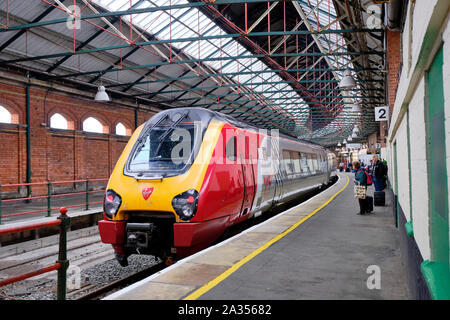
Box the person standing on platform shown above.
[368,160,374,175]
[353,161,368,215]
[372,155,387,191]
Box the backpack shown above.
[358,169,373,186]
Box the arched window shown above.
[50,113,68,130]
[83,117,104,134]
[0,106,11,124]
[115,122,126,136]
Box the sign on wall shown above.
[374,106,389,121]
[346,143,362,149]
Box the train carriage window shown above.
[282,150,293,175]
[317,154,323,172]
[226,135,237,162]
[300,153,309,174]
[322,153,327,172]
[291,152,301,174]
[312,154,319,172]
[261,147,267,160]
[307,154,316,174]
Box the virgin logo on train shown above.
[142,187,154,200]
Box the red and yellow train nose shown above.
[101,176,200,222]
[102,185,199,221]
[98,115,224,265]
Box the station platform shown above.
[0,193,103,225]
[0,206,103,247]
[105,173,408,300]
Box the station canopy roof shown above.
[0,0,385,146]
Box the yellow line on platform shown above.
[183,174,350,300]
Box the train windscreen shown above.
[125,112,202,178]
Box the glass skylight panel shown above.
[298,0,354,75]
[91,0,354,128]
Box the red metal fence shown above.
[0,207,70,300]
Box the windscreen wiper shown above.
[136,113,170,145]
[157,111,189,142]
[134,171,164,181]
[153,111,189,156]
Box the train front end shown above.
[98,108,220,266]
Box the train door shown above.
[239,133,256,217]
[270,136,284,203]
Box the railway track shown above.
[0,227,160,300]
[75,261,166,300]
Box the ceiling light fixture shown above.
[339,70,357,89]
[351,103,362,112]
[95,85,110,102]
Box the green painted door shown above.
[393,141,398,228]
[427,46,449,264]
[421,45,450,299]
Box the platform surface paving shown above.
[105,173,408,300]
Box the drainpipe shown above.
[135,107,138,130]
[387,0,406,31]
[25,85,31,197]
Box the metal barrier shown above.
[0,178,107,224]
[0,207,70,300]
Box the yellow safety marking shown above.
[183,175,350,300]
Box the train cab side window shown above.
[226,136,237,161]
[245,136,250,160]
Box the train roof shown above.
[147,107,327,151]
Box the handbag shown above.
[354,185,367,199]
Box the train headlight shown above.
[104,189,122,219]
[172,189,199,221]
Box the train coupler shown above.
[115,253,129,267]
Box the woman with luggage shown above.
[372,155,387,206]
[353,161,372,215]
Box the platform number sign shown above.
[375,106,389,121]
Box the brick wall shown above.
[368,131,378,152]
[382,29,402,148]
[387,29,402,117]
[0,81,156,196]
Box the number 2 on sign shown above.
[375,106,389,121]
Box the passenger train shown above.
[98,107,337,266]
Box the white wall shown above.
[395,119,410,222]
[389,0,442,131]
[408,78,431,261]
[386,1,450,262]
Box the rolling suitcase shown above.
[366,196,373,213]
[374,191,385,206]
